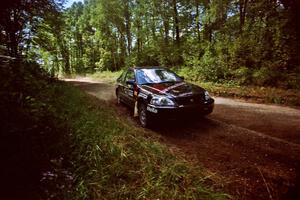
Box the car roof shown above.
[131,66,166,70]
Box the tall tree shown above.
[172,0,180,45]
[0,0,60,57]
[239,0,248,32]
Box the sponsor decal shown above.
[138,92,147,98]
[178,92,193,97]
[142,82,186,95]
[142,85,162,93]
[147,106,158,113]
[171,89,182,94]
[161,82,185,93]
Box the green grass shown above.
[54,82,227,199]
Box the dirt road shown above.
[66,79,300,200]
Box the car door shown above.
[123,69,136,107]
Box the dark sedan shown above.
[116,67,214,127]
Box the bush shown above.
[183,44,230,83]
[233,66,253,85]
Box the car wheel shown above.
[139,103,150,128]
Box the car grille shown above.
[175,94,204,105]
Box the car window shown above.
[125,69,135,82]
[136,69,182,84]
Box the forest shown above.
[1,1,300,199]
[1,0,300,88]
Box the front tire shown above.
[138,103,150,128]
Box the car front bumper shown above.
[146,99,214,120]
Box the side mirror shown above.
[126,79,135,85]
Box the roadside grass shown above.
[56,82,228,199]
[174,69,300,106]
[89,70,300,106]
[1,60,227,199]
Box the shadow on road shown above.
[150,117,221,139]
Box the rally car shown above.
[116,66,214,127]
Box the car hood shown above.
[139,82,206,97]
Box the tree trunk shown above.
[172,0,180,46]
[6,9,22,58]
[239,0,248,33]
[163,18,169,45]
[120,32,126,67]
[8,31,19,57]
[62,50,71,75]
[124,0,131,55]
[203,0,212,42]
[195,0,201,42]
[137,21,142,56]
[58,38,71,75]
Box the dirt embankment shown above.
[66,79,300,200]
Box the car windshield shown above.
[136,68,183,84]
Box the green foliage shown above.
[232,66,252,85]
[94,49,112,71]
[0,0,60,57]
[3,0,299,88]
[175,65,199,81]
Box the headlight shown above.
[204,91,211,101]
[150,96,175,106]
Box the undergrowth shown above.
[192,81,300,106]
[0,59,227,199]
[174,67,300,106]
